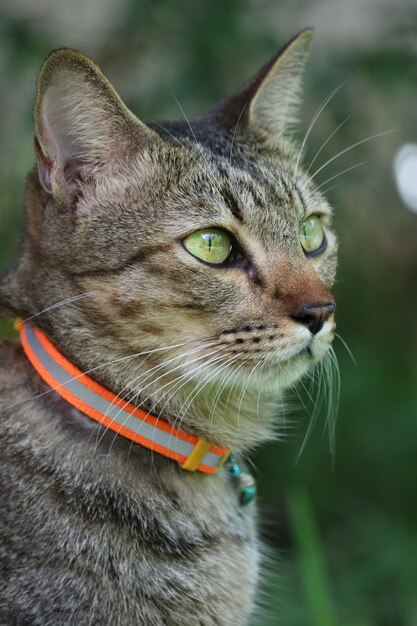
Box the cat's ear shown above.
[210,29,313,146]
[34,48,155,206]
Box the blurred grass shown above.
[0,318,18,339]
[287,488,338,626]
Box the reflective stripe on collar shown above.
[20,323,229,474]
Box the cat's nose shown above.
[291,302,335,335]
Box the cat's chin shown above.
[140,336,336,451]
[269,331,333,380]
[259,351,314,394]
[197,339,332,401]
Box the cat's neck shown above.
[19,319,283,452]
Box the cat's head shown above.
[1,30,337,449]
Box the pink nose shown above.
[291,302,335,335]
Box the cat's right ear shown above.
[34,49,155,207]
[208,29,314,147]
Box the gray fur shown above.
[0,30,337,625]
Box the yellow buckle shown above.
[180,439,212,471]
[13,318,23,332]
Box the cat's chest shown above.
[38,454,260,625]
[0,345,259,625]
[106,484,259,625]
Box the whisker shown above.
[323,347,340,465]
[104,371,188,459]
[208,355,243,425]
[21,337,214,407]
[305,116,351,176]
[295,78,348,172]
[172,94,196,140]
[236,358,265,432]
[295,362,325,463]
[311,129,396,180]
[315,183,340,197]
[170,352,240,438]
[100,341,219,420]
[335,333,357,366]
[94,346,228,452]
[255,355,270,423]
[92,342,219,450]
[100,349,230,457]
[151,355,238,456]
[229,103,247,166]
[122,352,231,460]
[315,161,367,191]
[222,358,251,424]
[207,357,248,441]
[110,350,232,459]
[150,351,231,430]
[24,292,97,322]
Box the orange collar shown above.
[19,322,229,474]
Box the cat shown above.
[0,28,337,625]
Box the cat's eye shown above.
[183,228,232,265]
[299,215,326,255]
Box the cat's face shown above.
[3,30,337,447]
[64,137,336,387]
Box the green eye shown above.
[183,228,232,265]
[300,215,325,255]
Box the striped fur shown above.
[0,30,337,625]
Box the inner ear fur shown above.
[34,48,156,205]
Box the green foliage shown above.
[287,488,337,626]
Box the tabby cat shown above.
[0,29,337,625]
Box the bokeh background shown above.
[1,1,416,624]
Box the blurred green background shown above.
[1,1,416,624]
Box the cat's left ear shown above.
[209,29,313,146]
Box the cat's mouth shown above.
[281,336,332,365]
[246,332,331,366]
[268,344,314,369]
